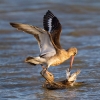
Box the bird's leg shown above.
[41,64,45,69]
[41,65,48,74]
[45,66,48,70]
[43,66,49,75]
[41,64,48,74]
[44,66,48,74]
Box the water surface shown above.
[0,0,100,100]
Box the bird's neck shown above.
[59,49,71,60]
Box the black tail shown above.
[25,57,36,66]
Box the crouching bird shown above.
[10,10,77,72]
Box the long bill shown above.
[69,56,75,72]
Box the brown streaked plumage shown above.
[10,10,77,72]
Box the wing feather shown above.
[10,23,56,57]
[43,10,62,49]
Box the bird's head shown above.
[67,47,77,56]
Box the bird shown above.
[10,10,77,72]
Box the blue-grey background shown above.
[0,0,100,100]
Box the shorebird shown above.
[10,10,77,72]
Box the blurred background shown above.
[0,0,100,100]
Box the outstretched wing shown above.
[10,23,56,57]
[43,10,62,49]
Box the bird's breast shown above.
[48,54,69,66]
[51,60,62,66]
[47,49,70,66]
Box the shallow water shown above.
[0,0,100,100]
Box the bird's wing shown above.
[67,70,81,82]
[10,23,56,57]
[43,10,62,49]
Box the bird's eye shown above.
[74,52,76,55]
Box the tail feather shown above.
[25,56,46,65]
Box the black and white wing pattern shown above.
[43,10,62,49]
[10,23,56,57]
